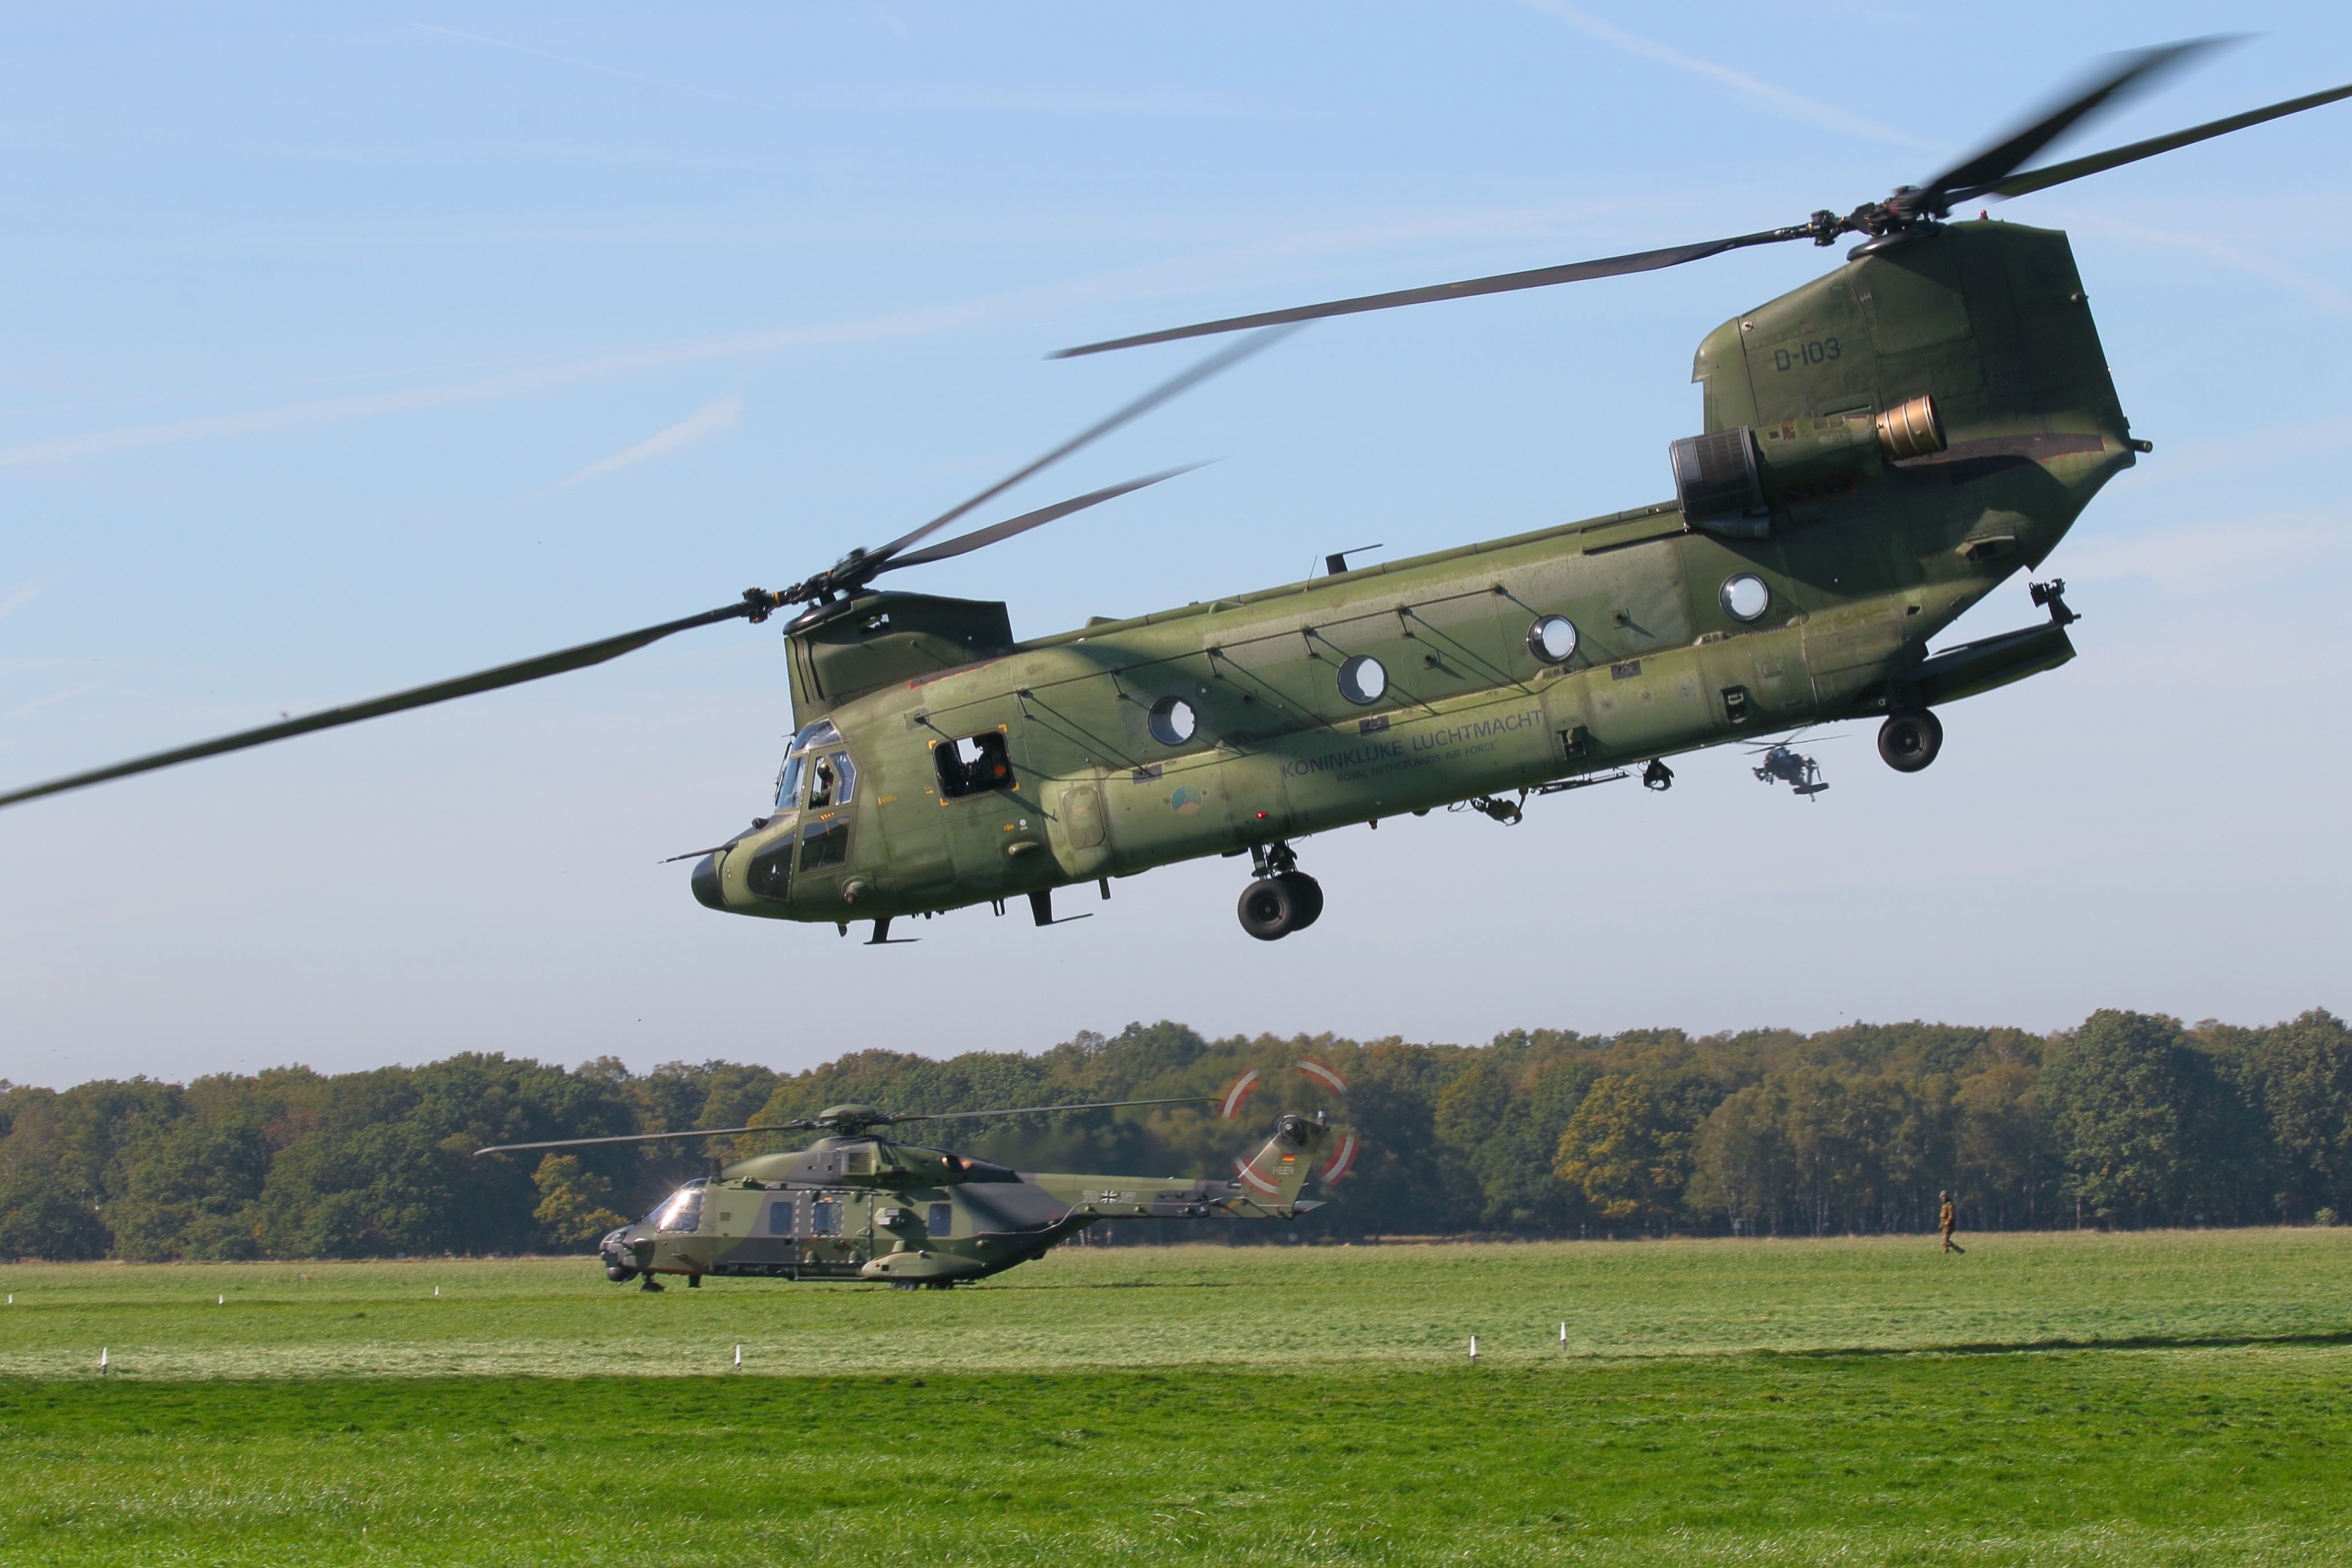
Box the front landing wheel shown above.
[1879,709,1943,773]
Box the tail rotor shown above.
[1220,1058,1359,1199]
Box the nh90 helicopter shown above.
[477,1085,1345,1289]
[7,43,2346,943]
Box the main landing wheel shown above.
[1238,872,1323,941]
[1281,871,1323,930]
[1879,709,1944,773]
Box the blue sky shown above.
[4,3,2349,1086]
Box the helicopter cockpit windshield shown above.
[772,720,844,813]
[647,1179,705,1233]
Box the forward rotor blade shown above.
[1969,79,2352,203]
[859,326,1295,570]
[1913,37,2232,214]
[0,599,766,812]
[1049,229,1803,359]
[476,1122,812,1155]
[887,1095,1218,1124]
[874,465,1205,574]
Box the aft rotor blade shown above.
[1049,230,1804,359]
[1967,79,2352,203]
[0,598,767,812]
[1913,37,2231,215]
[875,465,1205,574]
[475,1121,812,1156]
[888,1095,1218,1124]
[860,326,1294,569]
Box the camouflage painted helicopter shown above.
[477,1081,1347,1289]
[7,43,2348,943]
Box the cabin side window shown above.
[767,1200,796,1236]
[811,1198,842,1236]
[935,731,1014,799]
[928,1202,954,1237]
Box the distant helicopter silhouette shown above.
[1748,736,1832,799]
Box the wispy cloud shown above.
[2055,510,2347,597]
[412,23,724,103]
[0,199,1703,472]
[2067,215,2351,316]
[542,393,743,493]
[1518,1,1934,151]
[0,292,1014,472]
[410,23,1295,123]
[0,582,40,619]
[1,682,96,723]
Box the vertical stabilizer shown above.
[1230,1112,1329,1213]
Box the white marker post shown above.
[1559,1321,1567,1344]
[1468,1335,1477,1362]
[733,1344,743,1371]
[99,1347,109,1376]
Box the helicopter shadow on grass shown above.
[1761,1327,2352,1359]
[992,1276,1256,1292]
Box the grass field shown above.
[3,1229,2348,1565]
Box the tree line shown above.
[2,1008,2346,1261]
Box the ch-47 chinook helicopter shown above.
[6,42,2348,943]
[476,1070,1351,1289]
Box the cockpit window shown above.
[649,1183,704,1233]
[806,750,855,809]
[773,720,844,812]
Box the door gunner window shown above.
[936,731,1014,798]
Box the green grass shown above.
[2,1230,2349,1565]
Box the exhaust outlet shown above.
[1875,394,1946,460]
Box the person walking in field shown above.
[1938,1190,1963,1255]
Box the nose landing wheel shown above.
[1237,841,1323,940]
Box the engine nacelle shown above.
[1669,394,1945,538]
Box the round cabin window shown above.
[1527,614,1578,664]
[1336,654,1388,706]
[1147,696,1198,746]
[1720,574,1770,622]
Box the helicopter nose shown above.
[689,852,726,911]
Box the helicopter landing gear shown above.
[638,1275,665,1292]
[1879,709,1943,773]
[1237,841,1323,941]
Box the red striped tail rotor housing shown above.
[1220,1059,1359,1187]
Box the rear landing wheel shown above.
[1878,710,1943,773]
[1280,872,1324,931]
[1238,876,1304,940]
